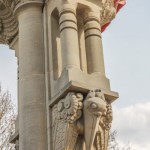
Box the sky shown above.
[0,0,150,149]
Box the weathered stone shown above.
[2,0,124,150]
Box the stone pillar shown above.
[84,10,105,75]
[59,4,80,70]
[15,2,46,150]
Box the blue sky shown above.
[0,0,150,149]
[103,0,150,107]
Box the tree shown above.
[108,130,132,150]
[0,86,17,150]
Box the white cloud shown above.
[112,102,150,150]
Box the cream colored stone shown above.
[1,0,121,150]
[15,2,47,150]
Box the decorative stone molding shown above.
[100,0,116,26]
[84,89,112,150]
[14,0,43,9]
[0,0,120,45]
[52,90,113,150]
[52,92,84,150]
[77,0,116,26]
[0,0,18,44]
[15,139,19,150]
[84,10,105,74]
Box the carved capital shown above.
[100,0,116,26]
[80,0,117,27]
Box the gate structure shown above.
[0,0,125,150]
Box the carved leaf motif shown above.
[52,92,84,150]
[0,0,18,44]
[100,0,116,25]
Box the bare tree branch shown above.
[0,85,17,150]
[108,130,132,150]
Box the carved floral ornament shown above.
[52,90,113,150]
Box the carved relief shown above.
[83,89,112,150]
[0,19,3,34]
[52,90,113,150]
[100,0,116,26]
[15,139,19,150]
[77,0,116,26]
[52,92,84,150]
[0,0,42,45]
[0,0,18,44]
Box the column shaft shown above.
[59,4,80,70]
[17,3,46,150]
[84,11,105,75]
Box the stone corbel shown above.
[52,90,113,150]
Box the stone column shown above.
[59,4,80,70]
[15,2,46,150]
[84,10,105,75]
